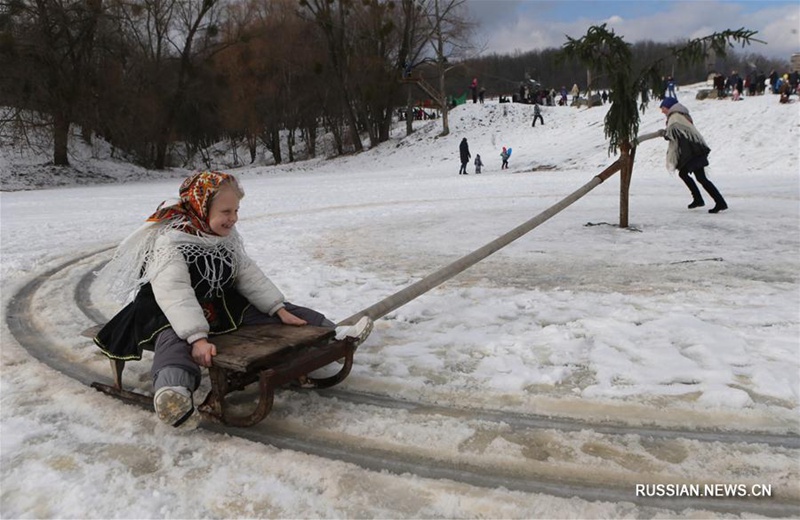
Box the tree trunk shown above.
[619,142,635,228]
[271,129,282,164]
[287,128,295,162]
[405,87,414,136]
[53,112,70,166]
[306,124,317,158]
[379,106,392,142]
[81,125,92,146]
[439,68,450,136]
[586,68,592,105]
[247,133,257,164]
[155,137,169,170]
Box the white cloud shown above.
[476,1,800,60]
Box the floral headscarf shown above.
[100,171,245,302]
[147,171,236,235]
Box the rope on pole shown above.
[338,161,622,326]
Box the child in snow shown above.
[658,98,727,213]
[474,154,483,174]
[94,171,372,428]
[532,104,544,127]
[500,147,509,169]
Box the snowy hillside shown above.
[1,83,799,518]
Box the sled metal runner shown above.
[87,324,356,427]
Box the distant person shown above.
[778,81,791,104]
[641,85,650,107]
[470,77,478,104]
[601,90,609,104]
[532,104,544,127]
[479,87,486,104]
[667,76,677,98]
[459,137,471,175]
[714,74,726,98]
[768,70,778,93]
[744,73,757,96]
[500,146,510,170]
[474,154,483,174]
[659,97,727,213]
[571,83,580,103]
[756,71,767,95]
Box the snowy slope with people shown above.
[1,83,798,517]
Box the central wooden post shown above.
[619,141,635,228]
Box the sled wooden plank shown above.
[85,322,336,373]
[210,324,336,373]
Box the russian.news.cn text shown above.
[635,483,773,498]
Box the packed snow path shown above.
[6,243,799,518]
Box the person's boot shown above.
[688,199,705,209]
[700,178,728,213]
[709,202,728,213]
[704,185,727,213]
[154,386,199,429]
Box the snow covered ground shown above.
[1,84,798,518]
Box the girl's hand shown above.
[191,338,217,367]
[277,307,307,326]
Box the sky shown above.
[1,83,798,517]
[466,0,800,61]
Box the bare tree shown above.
[344,0,417,147]
[396,0,429,137]
[154,0,220,169]
[1,0,103,166]
[103,0,226,168]
[299,0,363,153]
[423,0,474,137]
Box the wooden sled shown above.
[84,324,355,427]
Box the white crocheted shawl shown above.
[98,218,247,303]
[665,104,709,173]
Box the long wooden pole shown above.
[338,161,622,326]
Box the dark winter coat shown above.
[663,104,710,174]
[459,139,471,163]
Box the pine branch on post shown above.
[560,25,760,228]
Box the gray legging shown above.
[151,303,334,391]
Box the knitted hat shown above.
[660,97,679,109]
